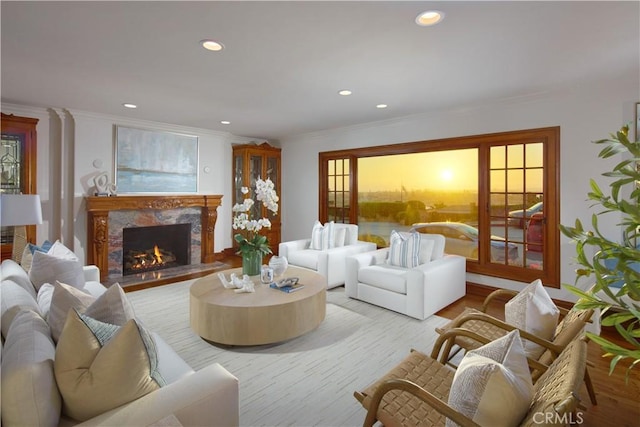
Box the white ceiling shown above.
[1,1,638,141]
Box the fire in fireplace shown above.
[122,223,191,276]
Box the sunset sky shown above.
[358,149,479,192]
[357,143,544,193]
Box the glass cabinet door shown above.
[233,154,244,206]
[1,134,22,193]
[0,113,38,261]
[231,143,281,254]
[265,154,279,221]
[249,154,263,220]
[1,134,23,246]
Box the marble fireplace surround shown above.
[86,195,222,283]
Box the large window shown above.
[319,127,560,286]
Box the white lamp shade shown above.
[1,194,43,226]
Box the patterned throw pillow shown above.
[310,220,335,250]
[447,330,534,427]
[54,310,165,421]
[20,240,52,272]
[387,230,422,268]
[47,281,135,343]
[505,279,560,358]
[29,240,85,291]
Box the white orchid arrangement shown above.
[232,177,279,256]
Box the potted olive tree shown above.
[559,125,640,379]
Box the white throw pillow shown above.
[387,230,425,268]
[47,281,135,343]
[505,279,560,359]
[37,283,55,319]
[54,310,164,421]
[29,250,85,291]
[1,258,37,299]
[447,330,534,427]
[0,280,43,338]
[46,240,77,259]
[20,241,53,272]
[334,227,347,248]
[310,221,335,250]
[1,309,62,427]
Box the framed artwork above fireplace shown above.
[115,125,198,193]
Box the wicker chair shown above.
[354,329,588,427]
[433,289,596,405]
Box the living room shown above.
[1,1,639,426]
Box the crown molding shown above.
[1,102,51,121]
[65,108,236,139]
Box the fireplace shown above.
[122,224,191,276]
[85,195,222,282]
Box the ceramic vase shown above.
[242,251,262,276]
[269,255,288,277]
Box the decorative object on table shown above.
[234,281,255,294]
[232,177,279,276]
[273,277,299,288]
[268,255,288,278]
[559,124,640,379]
[218,272,251,289]
[260,265,274,284]
[217,272,255,293]
[115,125,198,194]
[270,277,304,293]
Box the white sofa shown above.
[345,233,466,320]
[279,223,377,289]
[1,258,239,427]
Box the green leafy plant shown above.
[559,125,640,379]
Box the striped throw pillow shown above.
[387,230,421,268]
[310,221,335,250]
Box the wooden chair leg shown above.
[584,368,597,405]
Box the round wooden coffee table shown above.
[189,266,327,345]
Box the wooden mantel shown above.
[86,194,223,282]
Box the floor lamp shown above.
[1,194,43,262]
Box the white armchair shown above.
[345,233,466,320]
[279,223,377,289]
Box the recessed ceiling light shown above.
[200,39,224,51]
[415,10,444,26]
[221,120,231,125]
[376,104,388,109]
[338,90,352,96]
[123,103,137,109]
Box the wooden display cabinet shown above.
[232,143,281,254]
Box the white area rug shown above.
[127,280,449,427]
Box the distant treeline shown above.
[358,201,427,225]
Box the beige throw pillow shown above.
[54,310,165,421]
[505,279,560,358]
[47,281,135,343]
[447,329,534,427]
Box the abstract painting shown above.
[115,126,198,193]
